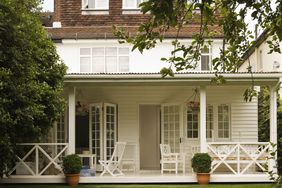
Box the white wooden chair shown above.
[99,142,126,176]
[160,144,185,174]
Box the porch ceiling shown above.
[64,72,282,87]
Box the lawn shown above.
[0,184,274,188]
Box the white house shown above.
[2,0,281,184]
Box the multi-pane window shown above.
[200,47,212,71]
[206,105,213,139]
[80,47,130,73]
[82,0,109,9]
[123,0,146,9]
[218,104,230,139]
[187,110,199,139]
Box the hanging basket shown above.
[187,101,200,111]
[186,88,200,111]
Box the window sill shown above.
[122,9,142,14]
[81,9,109,15]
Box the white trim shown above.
[269,86,277,173]
[199,86,207,152]
[68,87,76,154]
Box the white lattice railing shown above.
[207,142,271,175]
[9,143,68,176]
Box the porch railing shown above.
[8,143,68,176]
[207,142,271,175]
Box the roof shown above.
[46,25,223,40]
[241,29,269,62]
[64,72,282,86]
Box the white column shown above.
[200,86,207,152]
[68,87,76,154]
[269,86,277,173]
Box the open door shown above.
[139,105,161,170]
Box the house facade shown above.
[2,0,281,184]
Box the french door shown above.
[89,103,117,170]
[161,104,182,153]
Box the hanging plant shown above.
[186,88,200,111]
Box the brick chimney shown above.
[53,0,62,28]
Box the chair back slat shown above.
[160,144,171,156]
[110,142,126,163]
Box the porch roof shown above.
[64,72,282,86]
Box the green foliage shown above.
[62,154,82,174]
[0,0,66,177]
[191,153,212,173]
[114,0,282,101]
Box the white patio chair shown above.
[99,142,127,176]
[160,144,185,174]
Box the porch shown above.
[2,73,281,183]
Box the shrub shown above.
[191,153,212,173]
[62,154,82,174]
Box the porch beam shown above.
[269,85,277,173]
[68,87,76,154]
[200,86,207,152]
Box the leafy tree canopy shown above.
[114,0,282,99]
[0,0,66,177]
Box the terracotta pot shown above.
[197,173,210,185]
[65,174,80,186]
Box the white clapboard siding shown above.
[76,85,258,171]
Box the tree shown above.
[114,0,282,100]
[0,0,66,177]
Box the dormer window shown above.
[123,0,146,9]
[82,0,109,10]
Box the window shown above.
[80,47,130,73]
[200,47,212,71]
[187,110,199,139]
[123,0,146,9]
[206,105,213,139]
[82,0,109,10]
[218,104,230,139]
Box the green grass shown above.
[0,184,274,188]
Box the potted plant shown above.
[62,154,82,186]
[191,153,212,185]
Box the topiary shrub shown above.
[62,154,82,174]
[191,153,212,173]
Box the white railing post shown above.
[269,86,277,173]
[200,86,207,152]
[68,87,76,154]
[35,144,39,176]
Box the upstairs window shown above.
[82,0,109,10]
[123,0,146,9]
[200,47,212,71]
[80,47,130,73]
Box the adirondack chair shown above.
[99,142,127,176]
[160,144,185,174]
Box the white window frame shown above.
[185,103,231,141]
[79,47,130,73]
[216,104,231,140]
[122,0,146,10]
[82,0,109,10]
[186,109,199,140]
[206,104,213,140]
[200,46,212,71]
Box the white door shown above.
[161,104,182,153]
[89,103,117,170]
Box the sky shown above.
[42,0,54,11]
